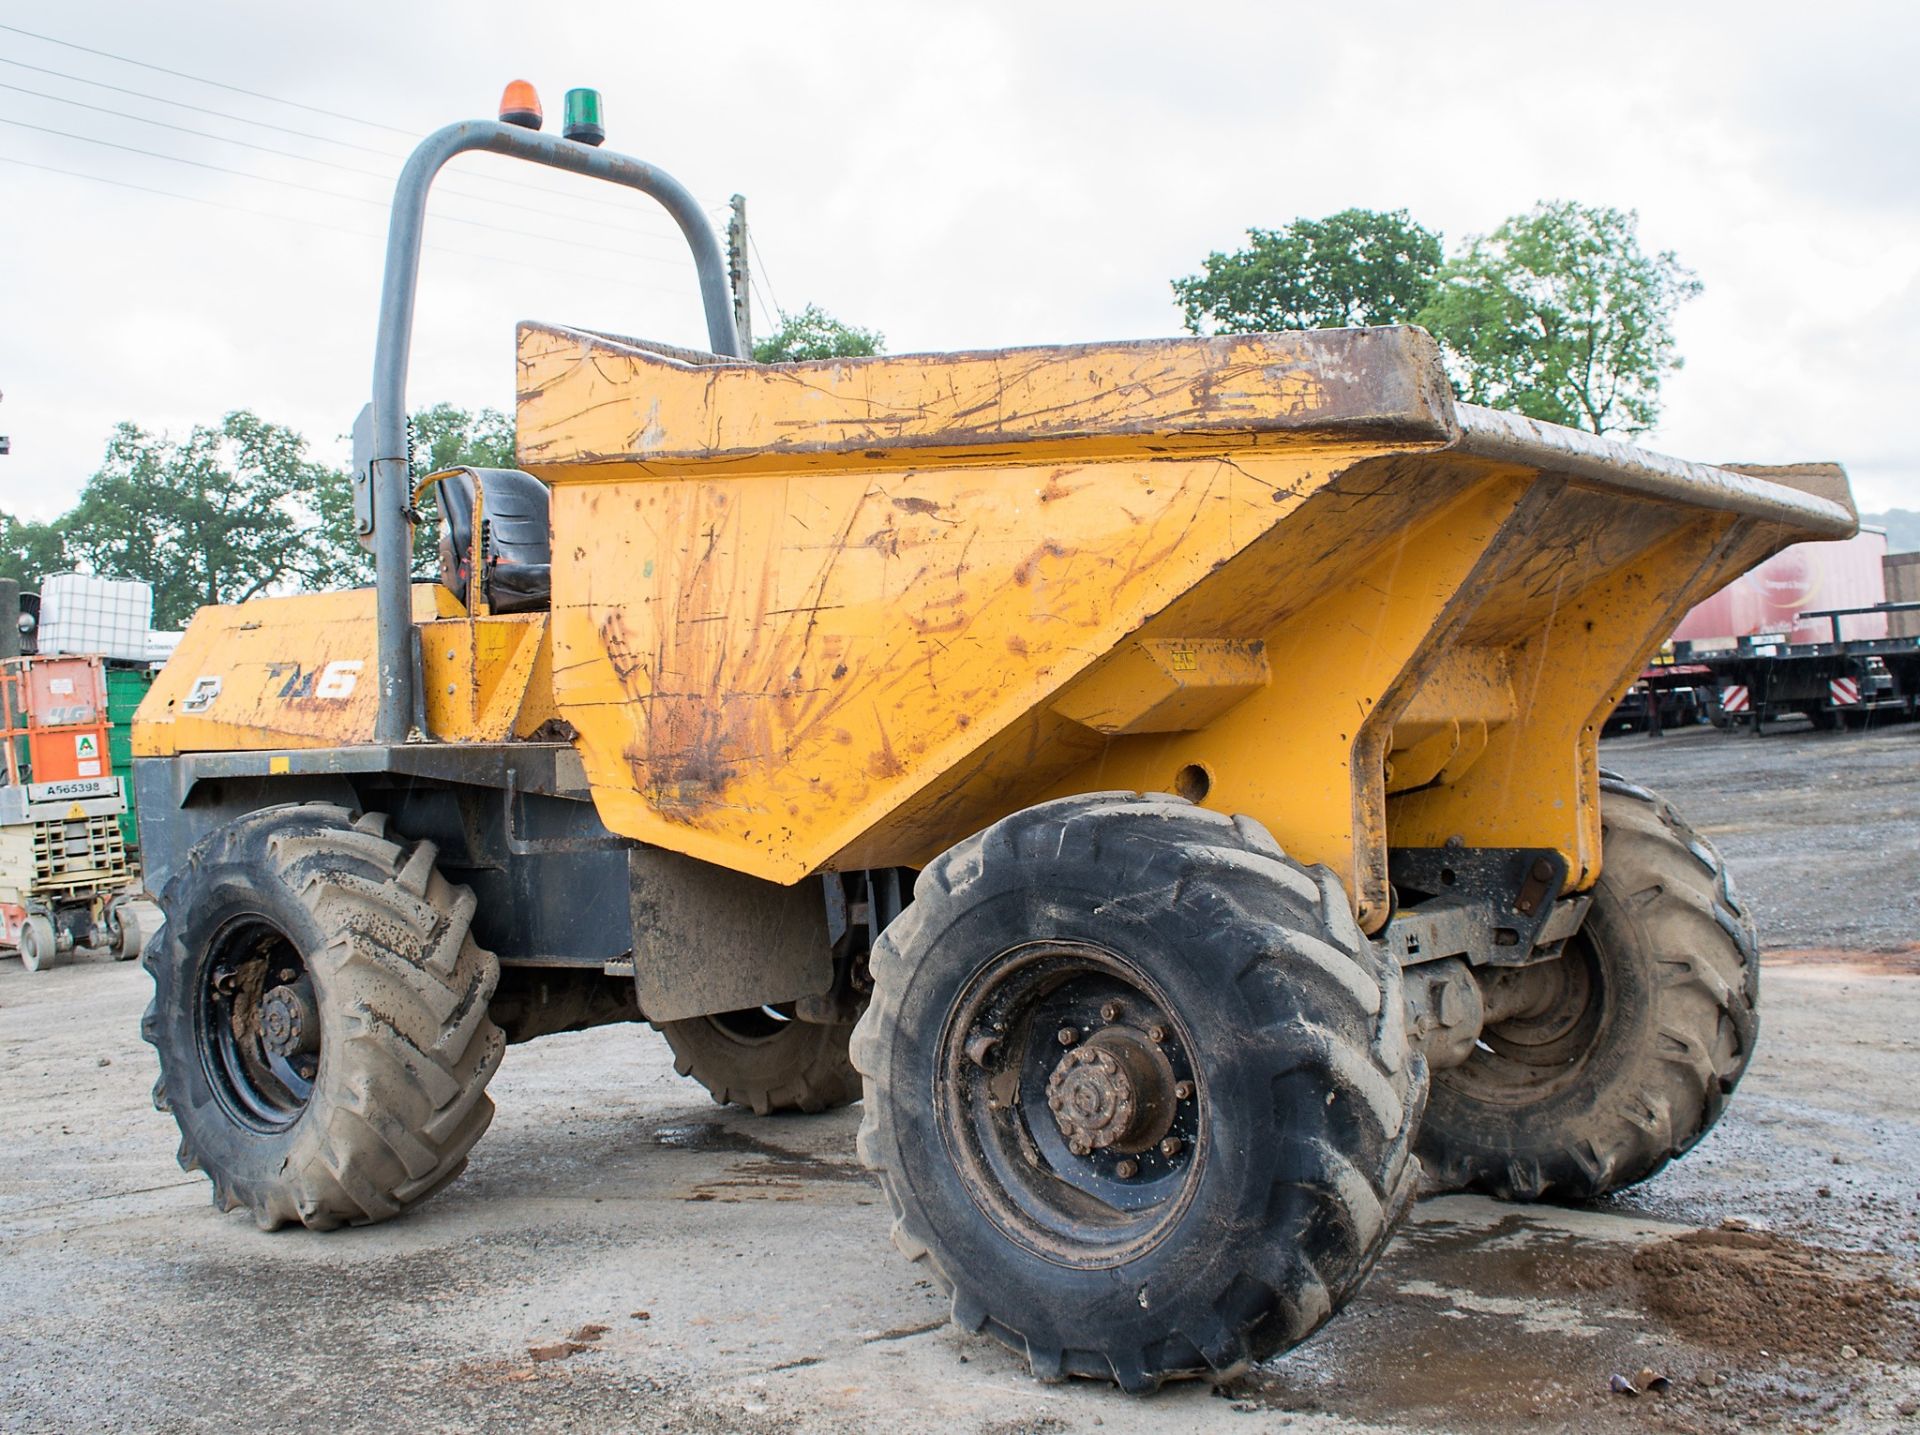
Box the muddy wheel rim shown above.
[1451,933,1607,1105]
[936,941,1205,1269]
[199,917,318,1133]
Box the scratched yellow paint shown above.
[137,588,554,753]
[418,614,558,742]
[137,322,1849,929]
[522,324,1475,886]
[509,325,1852,909]
[135,589,426,755]
[516,323,1458,476]
[543,448,1373,880]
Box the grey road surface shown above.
[1,724,1915,1433]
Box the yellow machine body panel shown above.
[136,587,557,754]
[514,323,1855,923]
[135,324,1853,929]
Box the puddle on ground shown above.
[653,1120,873,1198]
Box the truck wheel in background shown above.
[18,914,58,973]
[657,1010,859,1115]
[142,804,505,1230]
[852,793,1425,1392]
[1416,773,1758,1201]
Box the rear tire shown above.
[141,804,505,1230]
[852,792,1424,1392]
[657,1010,859,1115]
[1416,774,1758,1200]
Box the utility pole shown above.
[727,194,753,355]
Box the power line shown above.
[0,54,398,158]
[0,77,690,260]
[0,113,701,268]
[0,46,705,225]
[749,276,778,335]
[0,20,416,135]
[0,25,744,302]
[0,111,400,205]
[0,78,402,180]
[0,153,382,243]
[0,154,698,300]
[747,230,784,317]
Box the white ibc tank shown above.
[36,573,154,662]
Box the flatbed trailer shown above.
[1669,602,1920,731]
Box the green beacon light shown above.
[563,88,605,147]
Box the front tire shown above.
[141,804,505,1230]
[852,793,1424,1392]
[1416,774,1758,1200]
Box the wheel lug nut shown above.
[1099,1001,1121,1022]
[1160,1137,1184,1158]
[1115,1159,1138,1179]
[1057,1026,1078,1047]
[1147,1025,1168,1044]
[1174,1080,1194,1100]
[1068,1136,1091,1156]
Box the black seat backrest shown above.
[431,467,552,614]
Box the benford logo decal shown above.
[181,676,222,713]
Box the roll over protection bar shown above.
[364,119,745,744]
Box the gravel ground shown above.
[0,724,1915,1433]
[1604,721,1920,953]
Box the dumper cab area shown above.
[130,103,1857,1392]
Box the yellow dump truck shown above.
[135,93,1856,1392]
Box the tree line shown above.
[0,306,889,630]
[1173,200,1699,438]
[0,404,512,630]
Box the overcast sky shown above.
[0,1,1913,519]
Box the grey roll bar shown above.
[365,118,746,744]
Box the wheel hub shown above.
[939,942,1205,1268]
[260,983,318,1060]
[1045,1029,1175,1156]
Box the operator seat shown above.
[432,467,553,614]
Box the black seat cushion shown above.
[432,467,552,613]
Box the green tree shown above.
[410,402,515,474]
[306,403,518,589]
[0,510,69,587]
[64,412,334,629]
[1173,209,1444,335]
[752,304,884,363]
[1414,201,1701,435]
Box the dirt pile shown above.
[1631,1228,1920,1360]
